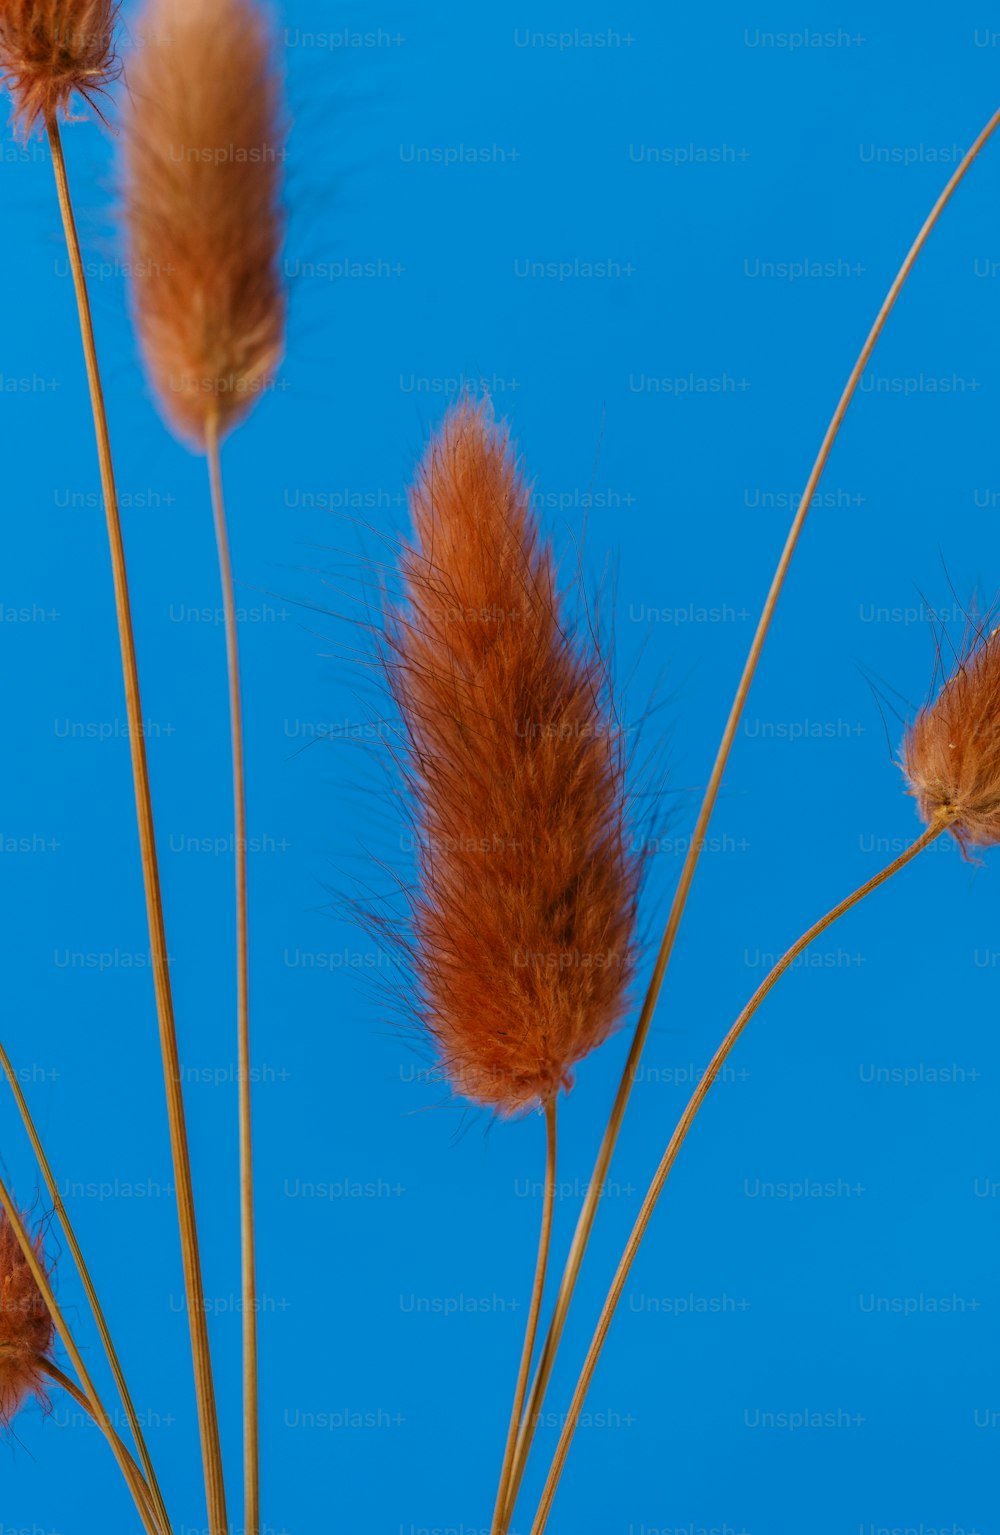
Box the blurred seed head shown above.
[0,1208,54,1428]
[0,0,118,136]
[904,620,1000,853]
[121,0,286,448]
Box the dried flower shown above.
[904,622,1000,852]
[0,0,117,136]
[0,1208,54,1427]
[381,400,641,1115]
[121,0,285,448]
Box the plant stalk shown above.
[528,817,950,1533]
[38,1358,164,1534]
[206,412,258,1535]
[503,102,1000,1522]
[491,1097,558,1535]
[0,1041,170,1534]
[0,1182,159,1535]
[45,113,227,1535]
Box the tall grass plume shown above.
[0,0,117,135]
[122,0,285,446]
[380,399,640,1116]
[0,1208,54,1428]
[905,618,1000,852]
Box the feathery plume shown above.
[121,0,285,447]
[904,620,1000,852]
[0,1208,54,1428]
[382,400,641,1116]
[0,0,117,135]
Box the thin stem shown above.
[205,413,258,1535]
[529,818,949,1534]
[0,1183,159,1535]
[503,102,1000,1522]
[44,114,228,1535]
[0,1042,171,1535]
[37,1358,163,1534]
[490,1098,558,1535]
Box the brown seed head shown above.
[904,622,1000,853]
[0,1209,54,1428]
[382,400,641,1115]
[0,0,117,136]
[121,0,286,448]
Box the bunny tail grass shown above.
[0,1188,160,1535]
[206,412,259,1535]
[44,113,228,1535]
[528,816,951,1534]
[490,1098,557,1535]
[0,0,118,136]
[502,101,1000,1520]
[122,0,285,449]
[904,616,1000,853]
[0,1039,170,1532]
[383,399,640,1116]
[0,1206,53,1428]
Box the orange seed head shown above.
[0,0,117,136]
[0,1208,54,1428]
[121,0,286,447]
[382,400,641,1115]
[904,623,1000,852]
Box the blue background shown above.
[1,3,998,1532]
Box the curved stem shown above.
[205,414,258,1535]
[0,1042,171,1534]
[503,102,1000,1522]
[45,114,228,1535]
[529,817,949,1534]
[0,1184,159,1535]
[38,1358,163,1534]
[491,1097,558,1535]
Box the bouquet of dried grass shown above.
[1,7,1000,1533]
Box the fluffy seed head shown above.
[0,0,117,135]
[381,400,641,1115]
[0,1209,54,1427]
[904,622,1000,852]
[121,0,285,448]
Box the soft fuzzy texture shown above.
[382,401,641,1115]
[121,0,285,447]
[0,0,117,135]
[904,622,1000,852]
[0,1209,54,1428]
